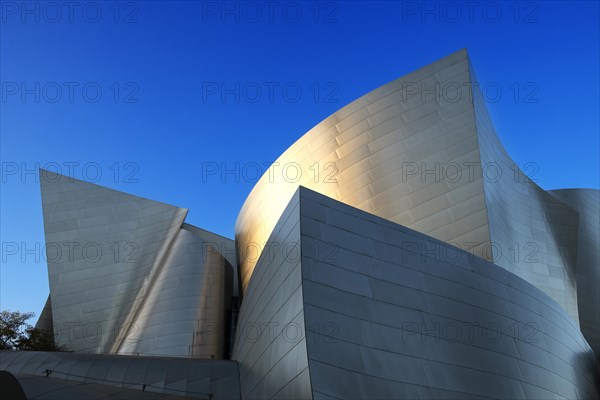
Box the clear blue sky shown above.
[1,1,598,320]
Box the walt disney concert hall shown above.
[1,49,598,399]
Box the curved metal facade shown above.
[471,65,580,323]
[234,49,590,330]
[232,190,310,399]
[0,350,241,399]
[40,170,233,357]
[548,189,600,354]
[233,187,599,399]
[117,227,233,358]
[5,372,192,400]
[236,49,489,296]
[32,49,599,400]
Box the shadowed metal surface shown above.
[232,190,310,399]
[34,295,54,334]
[549,188,600,354]
[233,187,599,399]
[7,372,194,399]
[0,371,27,400]
[471,64,580,323]
[0,350,241,399]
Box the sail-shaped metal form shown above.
[235,49,592,334]
[18,50,598,400]
[39,170,233,358]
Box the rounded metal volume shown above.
[232,187,599,399]
[234,49,590,335]
[117,227,233,359]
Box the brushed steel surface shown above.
[32,49,599,400]
[549,188,600,354]
[8,372,195,399]
[232,190,311,400]
[471,64,581,324]
[232,187,599,399]
[0,350,241,399]
[40,171,233,358]
[236,49,489,297]
[234,49,592,330]
[117,227,233,359]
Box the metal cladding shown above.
[232,189,309,399]
[471,64,581,324]
[234,49,589,330]
[548,189,600,354]
[233,187,599,399]
[4,373,193,400]
[39,170,233,358]
[236,49,488,296]
[27,50,600,400]
[116,227,233,359]
[0,350,241,399]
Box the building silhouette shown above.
[2,49,598,400]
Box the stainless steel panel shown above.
[40,171,233,358]
[234,50,591,338]
[0,351,241,399]
[296,187,598,399]
[232,191,311,400]
[236,49,489,296]
[549,189,600,354]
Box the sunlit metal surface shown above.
[236,49,487,296]
[232,190,310,399]
[235,49,587,327]
[232,187,599,399]
[40,171,232,357]
[116,227,233,359]
[32,49,600,400]
[183,223,239,297]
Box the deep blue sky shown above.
[1,1,599,320]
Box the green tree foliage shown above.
[0,310,33,350]
[0,310,65,351]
